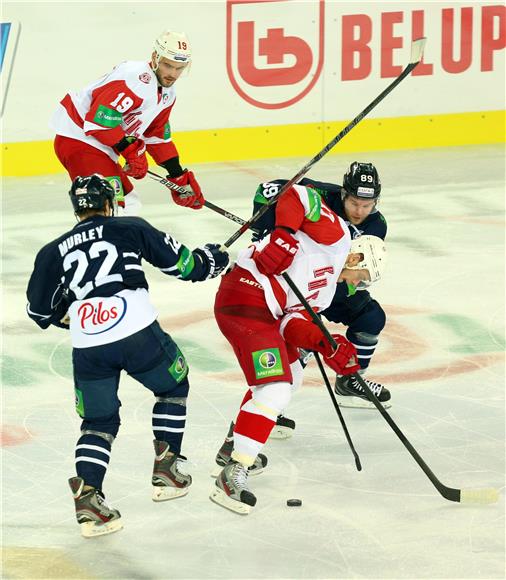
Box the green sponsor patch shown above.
[169,350,188,383]
[163,121,171,140]
[252,348,284,379]
[74,388,84,417]
[306,189,322,222]
[93,105,122,128]
[178,247,195,279]
[104,175,124,203]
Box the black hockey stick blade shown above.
[222,37,427,249]
[314,352,362,471]
[147,170,247,225]
[281,271,499,505]
[351,372,499,504]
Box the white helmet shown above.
[153,31,191,66]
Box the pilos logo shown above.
[1,21,21,116]
[252,347,284,379]
[77,296,127,335]
[226,0,324,109]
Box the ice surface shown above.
[2,145,504,579]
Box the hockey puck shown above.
[286,498,302,507]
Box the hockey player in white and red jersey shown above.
[210,183,361,514]
[51,30,204,215]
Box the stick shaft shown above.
[314,352,362,471]
[147,170,248,226]
[222,39,426,249]
[281,270,462,503]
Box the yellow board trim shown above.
[1,111,504,177]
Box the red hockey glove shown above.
[322,334,360,376]
[121,137,148,179]
[255,228,299,276]
[169,170,205,210]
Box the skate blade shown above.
[80,518,123,538]
[152,485,190,502]
[209,487,253,515]
[269,425,294,440]
[335,394,392,410]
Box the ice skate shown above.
[68,477,122,538]
[152,440,192,501]
[212,422,267,477]
[334,374,391,409]
[210,461,257,515]
[269,414,296,440]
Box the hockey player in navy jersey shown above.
[250,162,390,439]
[26,174,229,537]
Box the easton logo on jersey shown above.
[77,296,127,335]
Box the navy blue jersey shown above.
[252,178,387,241]
[27,215,211,329]
[299,178,387,240]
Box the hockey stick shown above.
[147,170,247,226]
[313,352,362,471]
[282,271,499,504]
[222,37,427,249]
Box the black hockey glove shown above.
[193,244,230,281]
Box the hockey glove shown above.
[118,137,148,179]
[193,243,230,280]
[255,228,299,276]
[169,170,205,210]
[322,334,360,376]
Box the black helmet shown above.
[69,174,116,215]
[342,162,381,200]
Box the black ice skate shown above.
[213,422,267,477]
[210,460,257,515]
[334,374,391,409]
[269,414,296,440]
[152,440,192,501]
[68,477,122,538]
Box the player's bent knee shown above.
[352,331,380,346]
[251,381,292,417]
[81,412,120,439]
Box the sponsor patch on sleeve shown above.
[93,105,123,128]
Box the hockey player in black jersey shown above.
[26,174,229,537]
[250,162,390,438]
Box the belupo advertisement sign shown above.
[227,0,505,110]
[227,0,325,109]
